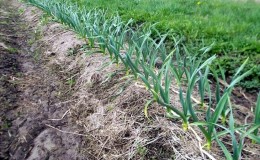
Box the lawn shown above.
[73,0,260,90]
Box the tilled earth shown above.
[0,1,85,159]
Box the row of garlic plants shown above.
[25,0,260,159]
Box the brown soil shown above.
[0,1,84,159]
[0,0,259,160]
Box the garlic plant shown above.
[25,0,259,158]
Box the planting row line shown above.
[25,0,260,159]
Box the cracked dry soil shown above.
[0,1,85,159]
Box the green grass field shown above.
[73,0,260,90]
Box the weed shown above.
[7,47,18,54]
[18,8,25,15]
[137,144,148,158]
